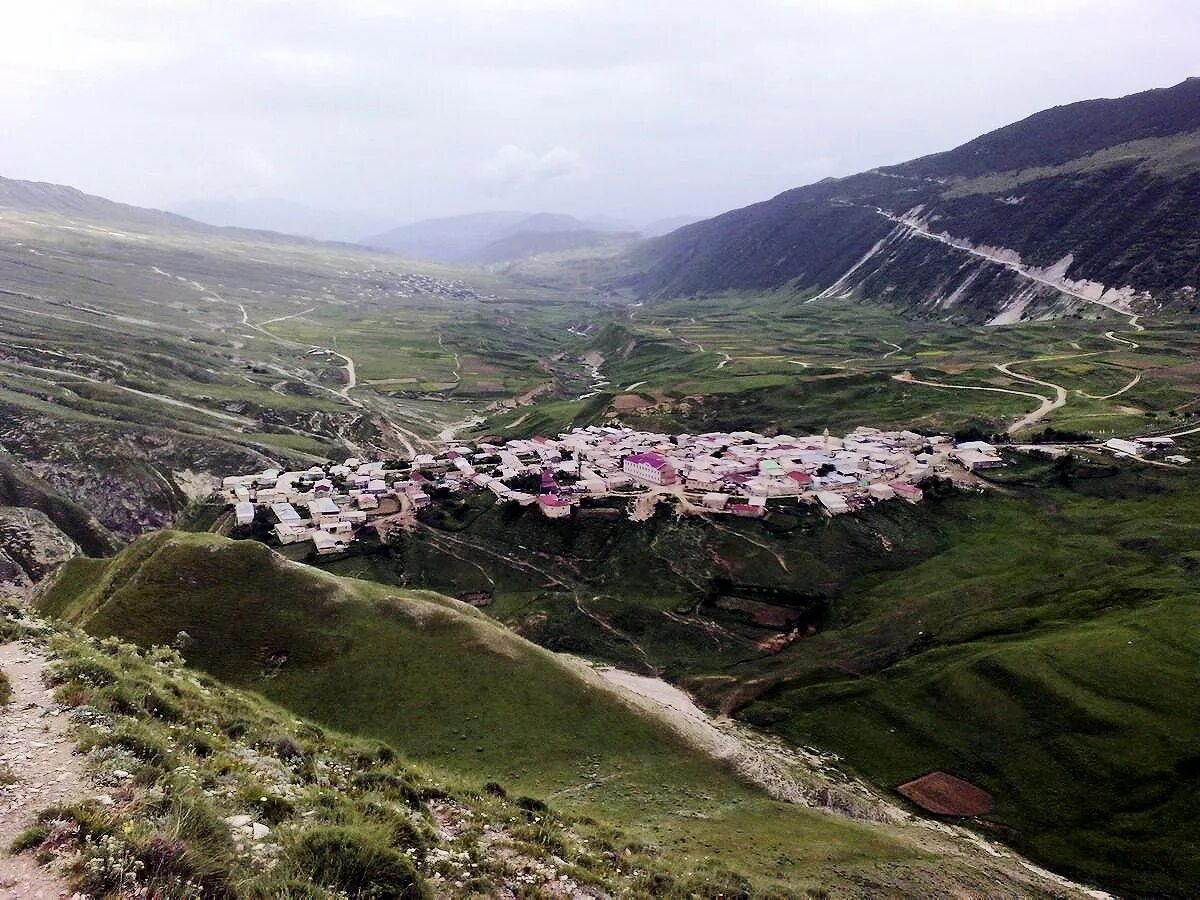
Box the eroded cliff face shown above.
[0,507,79,594]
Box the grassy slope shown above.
[741,462,1200,895]
[38,532,1076,896]
[334,456,1200,896]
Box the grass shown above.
[36,531,1072,896]
[9,621,678,897]
[322,458,1200,896]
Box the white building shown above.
[234,502,255,526]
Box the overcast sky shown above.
[2,0,1197,231]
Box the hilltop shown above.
[30,531,1097,896]
[636,78,1200,321]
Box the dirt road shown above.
[0,642,90,898]
[994,363,1067,431]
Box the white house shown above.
[623,453,677,485]
[816,491,849,516]
[234,502,255,526]
[1104,438,1143,457]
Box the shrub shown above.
[51,657,119,687]
[108,723,171,764]
[0,668,11,706]
[515,796,548,814]
[38,801,118,843]
[351,771,422,807]
[10,824,50,853]
[285,826,427,898]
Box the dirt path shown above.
[1078,372,1142,400]
[0,642,88,898]
[994,363,1068,431]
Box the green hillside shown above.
[324,452,1200,896]
[38,532,1084,896]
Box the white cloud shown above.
[475,145,583,194]
[0,0,1194,223]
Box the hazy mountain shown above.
[471,228,638,265]
[0,175,350,249]
[0,175,225,235]
[171,197,396,243]
[636,77,1200,322]
[362,210,626,262]
[640,214,703,237]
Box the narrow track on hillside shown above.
[0,642,90,898]
[994,362,1068,431]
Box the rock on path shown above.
[0,641,88,899]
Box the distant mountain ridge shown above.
[170,196,395,243]
[0,175,351,249]
[636,77,1200,322]
[362,210,630,262]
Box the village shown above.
[218,424,1186,557]
[218,424,1011,556]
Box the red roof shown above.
[786,471,813,484]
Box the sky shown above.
[1,0,1197,235]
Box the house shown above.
[785,471,813,489]
[1166,454,1192,464]
[537,494,572,519]
[270,503,302,524]
[623,453,677,485]
[816,491,850,516]
[701,492,729,510]
[1137,437,1176,450]
[234,502,255,527]
[867,483,895,501]
[311,530,349,555]
[951,448,1004,471]
[272,522,308,545]
[1104,438,1143,457]
[307,497,340,519]
[889,481,924,503]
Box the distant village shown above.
[219,425,1185,556]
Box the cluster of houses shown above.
[221,459,431,555]
[1103,436,1189,464]
[219,425,1007,554]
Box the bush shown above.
[51,657,119,687]
[285,826,427,898]
[0,668,11,706]
[10,824,50,853]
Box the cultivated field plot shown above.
[897,771,994,816]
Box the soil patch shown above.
[897,771,993,816]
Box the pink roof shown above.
[537,493,571,507]
[625,453,669,469]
